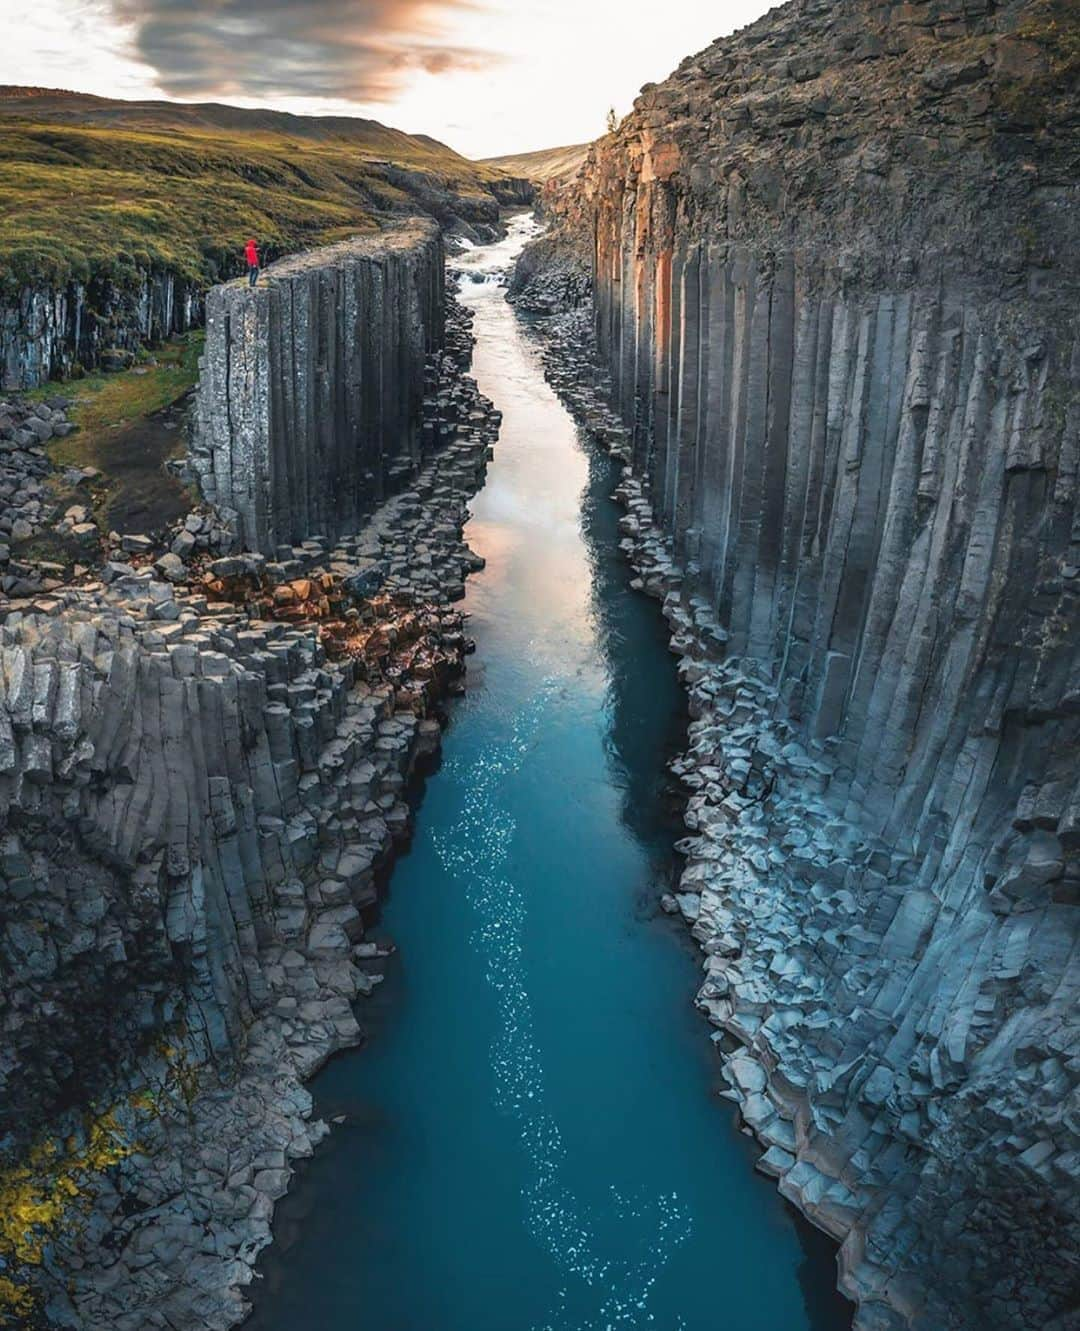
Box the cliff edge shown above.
[525,0,1080,1326]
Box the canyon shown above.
[0,0,1077,1326]
[512,0,1080,1326]
[0,89,529,391]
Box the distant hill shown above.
[1,88,496,172]
[480,143,590,188]
[0,87,525,290]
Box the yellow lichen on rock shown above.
[0,1275,33,1325]
[0,1107,135,1319]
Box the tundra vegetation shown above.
[0,89,512,291]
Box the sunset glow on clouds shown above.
[109,0,496,102]
[5,0,774,156]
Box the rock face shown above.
[0,395,75,571]
[0,270,201,391]
[526,0,1080,1327]
[0,229,501,1327]
[190,221,444,555]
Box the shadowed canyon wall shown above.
[530,0,1080,1326]
[191,220,444,554]
[0,271,202,389]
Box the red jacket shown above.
[245,240,259,267]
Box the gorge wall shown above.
[190,221,444,554]
[0,271,202,391]
[527,0,1080,1327]
[0,225,502,1328]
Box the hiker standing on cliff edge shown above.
[245,237,260,288]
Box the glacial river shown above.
[247,217,850,1331]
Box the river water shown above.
[247,217,850,1331]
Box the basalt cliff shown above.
[0,219,504,1328]
[519,0,1080,1327]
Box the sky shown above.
[4,0,774,158]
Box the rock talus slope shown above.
[527,0,1080,1326]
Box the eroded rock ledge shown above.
[0,227,499,1327]
[519,0,1080,1325]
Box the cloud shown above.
[107,0,497,102]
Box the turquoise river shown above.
[247,217,852,1331]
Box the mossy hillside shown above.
[0,108,507,292]
[0,123,368,290]
[480,142,591,185]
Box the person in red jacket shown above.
[245,238,260,288]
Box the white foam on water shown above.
[432,684,692,1330]
[450,212,542,289]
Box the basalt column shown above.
[548,0,1080,1327]
[192,219,444,554]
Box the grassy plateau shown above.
[0,87,515,292]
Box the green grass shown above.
[20,332,204,554]
[0,123,369,289]
[0,101,508,291]
[28,331,202,458]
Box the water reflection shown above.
[245,214,852,1331]
[578,442,688,869]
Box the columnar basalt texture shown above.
[190,220,445,555]
[0,270,202,391]
[531,1,1080,1327]
[0,260,500,1326]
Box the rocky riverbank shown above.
[520,285,1078,1331]
[0,269,501,1327]
[509,0,1080,1322]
